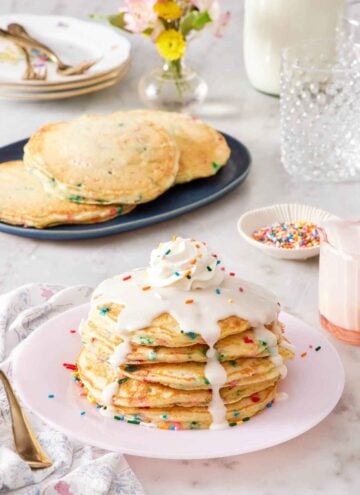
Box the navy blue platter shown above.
[0,132,251,240]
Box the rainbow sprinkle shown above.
[63,363,77,371]
[252,221,320,249]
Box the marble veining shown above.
[0,1,359,494]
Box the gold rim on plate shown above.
[0,63,129,92]
[0,65,129,100]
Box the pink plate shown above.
[12,304,344,459]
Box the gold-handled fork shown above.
[8,23,97,76]
[20,46,47,80]
[0,369,52,469]
[1,24,96,76]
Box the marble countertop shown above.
[0,1,359,493]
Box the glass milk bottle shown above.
[319,220,360,345]
[243,0,345,95]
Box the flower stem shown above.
[168,59,183,99]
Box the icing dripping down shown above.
[91,237,285,429]
[101,381,119,406]
[253,325,288,379]
[109,337,132,368]
[205,347,228,430]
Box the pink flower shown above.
[120,0,158,33]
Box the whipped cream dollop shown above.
[147,236,225,290]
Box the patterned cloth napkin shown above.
[0,283,145,495]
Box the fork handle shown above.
[20,47,35,80]
[0,28,59,65]
[0,369,52,469]
[8,23,65,68]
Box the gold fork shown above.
[20,47,47,80]
[0,369,52,469]
[7,23,97,76]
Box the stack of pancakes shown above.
[0,110,230,228]
[77,237,295,430]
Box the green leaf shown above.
[193,11,212,30]
[180,11,212,36]
[180,12,196,36]
[108,12,128,30]
[143,27,154,36]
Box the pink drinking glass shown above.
[319,224,360,345]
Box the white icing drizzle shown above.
[95,270,278,336]
[253,325,288,379]
[109,337,132,368]
[101,381,119,406]
[92,237,285,429]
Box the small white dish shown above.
[237,204,338,260]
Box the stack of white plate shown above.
[0,14,131,100]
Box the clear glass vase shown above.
[138,59,208,112]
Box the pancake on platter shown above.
[0,161,134,228]
[75,236,295,430]
[24,113,179,205]
[111,109,231,184]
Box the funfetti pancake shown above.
[111,110,231,184]
[0,161,134,228]
[76,236,295,430]
[24,113,180,205]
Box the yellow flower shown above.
[156,29,186,61]
[154,1,183,21]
